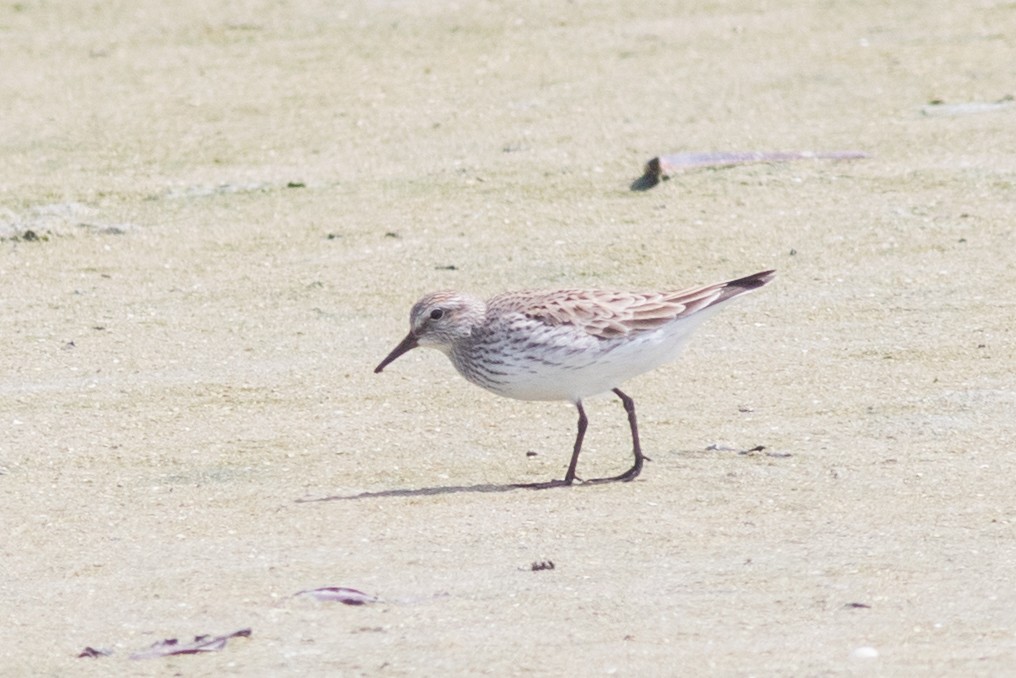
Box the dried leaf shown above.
[631,150,868,190]
[295,586,377,605]
[77,646,112,658]
[129,628,251,660]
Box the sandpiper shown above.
[375,270,774,486]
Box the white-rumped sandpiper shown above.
[375,270,774,487]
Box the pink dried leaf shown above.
[295,586,377,605]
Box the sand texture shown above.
[2,0,1014,675]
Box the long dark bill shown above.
[374,332,419,373]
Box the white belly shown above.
[449,308,720,402]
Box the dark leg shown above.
[613,388,644,481]
[563,400,588,485]
[585,388,644,484]
[515,393,643,489]
[511,400,587,489]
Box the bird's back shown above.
[448,270,775,402]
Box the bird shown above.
[374,269,774,487]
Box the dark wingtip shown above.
[731,269,776,291]
[710,270,775,306]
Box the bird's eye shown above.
[429,308,444,320]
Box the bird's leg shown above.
[613,388,644,481]
[562,401,588,485]
[518,393,643,489]
[513,401,588,489]
[585,388,644,484]
[510,402,587,490]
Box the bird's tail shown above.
[712,269,776,305]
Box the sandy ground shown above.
[2,0,1015,675]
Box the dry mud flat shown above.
[1,1,1014,676]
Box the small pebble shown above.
[850,646,879,659]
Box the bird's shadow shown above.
[296,479,587,502]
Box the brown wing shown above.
[489,270,774,339]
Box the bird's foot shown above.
[581,464,642,485]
